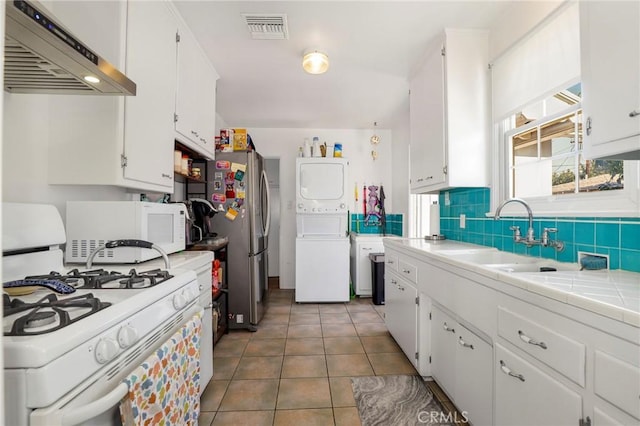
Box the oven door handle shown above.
[60,382,128,426]
[86,240,170,269]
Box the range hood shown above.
[4,0,136,95]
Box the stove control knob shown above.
[117,326,138,349]
[95,338,119,364]
[173,293,188,309]
[183,288,197,302]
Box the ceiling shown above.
[173,1,524,130]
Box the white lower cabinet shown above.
[350,235,384,296]
[495,343,582,426]
[593,349,640,421]
[431,304,492,426]
[431,305,457,397]
[593,405,637,426]
[497,305,586,387]
[384,240,639,426]
[385,269,418,368]
[455,325,493,426]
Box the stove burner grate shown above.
[22,268,174,290]
[3,293,112,336]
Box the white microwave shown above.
[65,201,186,264]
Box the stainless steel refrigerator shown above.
[201,151,270,330]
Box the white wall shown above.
[242,128,393,289]
[2,0,131,221]
[488,1,564,61]
[2,94,130,221]
[390,102,410,236]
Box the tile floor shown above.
[199,289,461,426]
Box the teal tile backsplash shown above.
[350,213,403,236]
[438,187,640,273]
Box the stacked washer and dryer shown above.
[295,158,350,302]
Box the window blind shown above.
[491,2,580,121]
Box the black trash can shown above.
[369,253,385,305]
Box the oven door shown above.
[29,304,201,426]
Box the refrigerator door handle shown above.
[261,169,271,238]
[249,247,268,258]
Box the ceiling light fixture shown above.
[302,50,329,75]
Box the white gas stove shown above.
[2,203,212,426]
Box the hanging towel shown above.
[120,311,203,426]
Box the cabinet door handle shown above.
[386,260,395,264]
[390,279,397,285]
[586,117,592,136]
[518,330,547,349]
[162,173,172,179]
[500,360,525,382]
[402,269,411,274]
[362,248,373,251]
[416,176,434,183]
[443,322,455,333]
[458,336,474,349]
[630,110,640,117]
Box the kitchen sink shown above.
[443,250,538,265]
[483,262,580,273]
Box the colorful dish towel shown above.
[120,311,202,426]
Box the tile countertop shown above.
[383,237,640,328]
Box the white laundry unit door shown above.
[295,237,350,302]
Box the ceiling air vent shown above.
[242,14,289,40]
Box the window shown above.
[507,85,624,199]
[492,84,638,217]
[409,193,438,238]
[490,1,639,217]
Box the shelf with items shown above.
[212,289,228,346]
[173,172,205,184]
[212,245,228,345]
[189,242,228,346]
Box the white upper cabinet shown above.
[410,40,446,191]
[409,29,490,194]
[122,0,177,189]
[580,1,640,160]
[175,20,218,160]
[47,0,178,192]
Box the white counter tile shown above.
[384,238,640,327]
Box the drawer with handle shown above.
[385,252,398,272]
[398,259,418,284]
[594,349,640,420]
[498,306,586,387]
[495,343,582,426]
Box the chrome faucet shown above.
[493,199,564,251]
[494,198,536,244]
[541,227,564,251]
